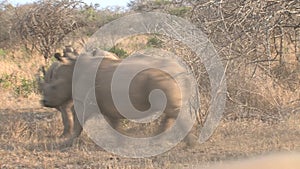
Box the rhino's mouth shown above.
[41,99,52,108]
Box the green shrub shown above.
[147,36,163,48]
[108,46,128,59]
[154,0,171,6]
[0,73,37,97]
[0,73,15,88]
[0,48,6,58]
[168,7,191,17]
[15,78,37,97]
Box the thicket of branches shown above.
[6,0,298,64]
[188,0,299,121]
[13,0,86,61]
[0,0,126,61]
[130,0,299,64]
[0,1,15,48]
[190,0,299,63]
[129,0,300,121]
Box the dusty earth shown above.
[0,90,300,168]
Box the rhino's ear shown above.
[54,53,63,61]
[63,46,74,53]
[54,52,71,65]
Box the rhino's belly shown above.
[94,67,181,119]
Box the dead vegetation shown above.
[14,0,86,61]
[1,98,299,168]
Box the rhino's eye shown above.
[51,86,57,90]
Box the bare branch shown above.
[14,0,86,61]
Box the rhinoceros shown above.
[39,47,197,146]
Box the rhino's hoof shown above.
[185,134,198,148]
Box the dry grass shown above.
[199,152,300,169]
[0,93,299,168]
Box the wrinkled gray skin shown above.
[39,48,120,140]
[39,53,81,139]
[40,48,197,146]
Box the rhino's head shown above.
[39,47,120,108]
[40,51,76,108]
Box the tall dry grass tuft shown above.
[0,47,42,98]
[226,59,300,123]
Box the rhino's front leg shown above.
[57,100,82,139]
[57,100,74,138]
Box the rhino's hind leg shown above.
[71,105,83,139]
[158,114,197,147]
[182,128,197,147]
[106,117,123,134]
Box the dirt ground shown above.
[0,90,300,169]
